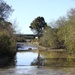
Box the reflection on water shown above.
[16,42,39,66]
[5,42,75,68]
[1,42,75,75]
[16,52,38,66]
[10,50,75,67]
[39,50,75,67]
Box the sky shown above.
[5,0,75,34]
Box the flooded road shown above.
[0,42,75,75]
[16,42,39,66]
[0,66,75,75]
[16,52,38,66]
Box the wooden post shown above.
[38,50,40,68]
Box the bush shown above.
[0,31,16,58]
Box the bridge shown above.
[16,34,38,39]
[16,34,39,42]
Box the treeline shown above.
[30,8,75,55]
[0,0,16,58]
[40,8,75,55]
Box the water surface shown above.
[0,42,75,75]
[16,52,38,66]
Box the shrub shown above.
[0,31,16,58]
